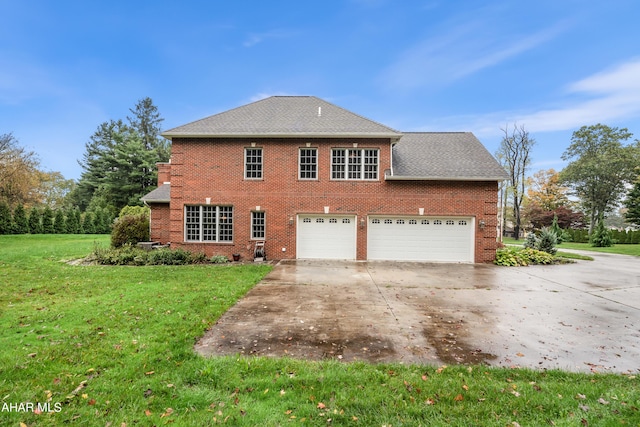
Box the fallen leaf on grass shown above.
[317,402,326,409]
[160,408,174,418]
[145,409,152,416]
[454,394,464,401]
[145,371,154,376]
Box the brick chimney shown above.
[157,162,171,185]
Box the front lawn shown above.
[503,237,640,257]
[1,235,638,426]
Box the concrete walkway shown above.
[195,254,640,373]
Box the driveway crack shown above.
[365,264,398,321]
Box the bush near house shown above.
[494,247,556,266]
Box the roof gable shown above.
[162,96,401,139]
[390,132,508,181]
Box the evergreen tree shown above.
[81,212,95,234]
[70,98,170,212]
[0,201,12,234]
[65,208,80,233]
[625,178,640,227]
[42,206,55,234]
[550,214,565,244]
[13,204,28,234]
[28,207,42,234]
[590,215,613,247]
[53,209,66,233]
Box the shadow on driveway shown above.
[195,256,640,373]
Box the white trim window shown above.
[185,205,233,242]
[299,148,317,179]
[251,211,265,239]
[245,148,263,179]
[331,148,378,180]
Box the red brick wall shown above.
[149,204,171,244]
[159,137,500,263]
[157,162,171,185]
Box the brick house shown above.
[141,96,508,263]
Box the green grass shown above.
[1,235,639,426]
[503,237,640,257]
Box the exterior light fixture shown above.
[360,218,366,228]
[478,219,486,229]
[289,216,294,225]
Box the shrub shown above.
[495,247,556,266]
[523,232,537,249]
[537,227,558,255]
[118,205,150,218]
[495,247,529,266]
[590,216,613,247]
[93,245,207,266]
[550,215,565,244]
[522,227,558,255]
[520,247,555,264]
[210,255,229,264]
[111,214,150,248]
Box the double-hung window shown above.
[251,211,265,239]
[299,148,317,179]
[185,205,233,242]
[245,148,263,179]
[331,148,378,180]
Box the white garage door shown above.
[297,215,357,259]
[367,216,474,262]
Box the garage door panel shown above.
[297,215,356,260]
[367,216,473,262]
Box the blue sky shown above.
[2,0,640,180]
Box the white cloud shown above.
[380,19,567,90]
[417,58,640,138]
[498,59,640,134]
[242,29,297,47]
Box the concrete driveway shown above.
[195,253,640,373]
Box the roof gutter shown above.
[384,173,509,182]
[162,132,403,140]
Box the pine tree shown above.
[13,204,28,234]
[28,207,43,234]
[625,178,640,227]
[65,208,80,233]
[590,215,613,247]
[0,201,12,234]
[82,212,95,234]
[53,209,66,233]
[42,206,55,234]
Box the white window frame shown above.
[251,211,265,240]
[298,148,318,180]
[331,148,378,180]
[244,148,263,179]
[184,205,233,242]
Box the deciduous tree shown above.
[496,123,535,239]
[561,124,640,231]
[0,133,41,208]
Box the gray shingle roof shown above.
[390,132,508,181]
[162,96,401,139]
[140,184,170,203]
